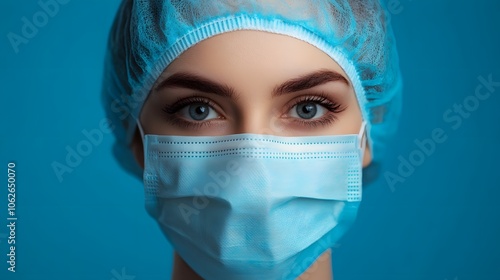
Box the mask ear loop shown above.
[134,117,145,141]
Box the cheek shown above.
[342,88,364,125]
[339,104,363,132]
[139,96,160,133]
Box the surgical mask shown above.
[142,123,366,280]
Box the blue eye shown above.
[179,102,219,121]
[290,101,327,120]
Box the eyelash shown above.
[161,94,347,129]
[162,96,221,129]
[284,93,347,127]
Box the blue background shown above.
[1,0,499,279]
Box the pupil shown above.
[297,102,317,119]
[189,103,209,120]
[195,106,205,114]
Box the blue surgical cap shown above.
[101,0,403,178]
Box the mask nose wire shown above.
[136,118,366,139]
[135,116,367,158]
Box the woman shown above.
[101,1,402,279]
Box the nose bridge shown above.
[233,101,276,135]
[234,110,269,135]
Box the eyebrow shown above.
[154,69,350,98]
[273,69,350,97]
[154,72,237,98]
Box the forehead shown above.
[159,30,348,87]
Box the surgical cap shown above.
[101,0,403,178]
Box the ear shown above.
[131,128,145,169]
[362,142,372,168]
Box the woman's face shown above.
[136,30,371,166]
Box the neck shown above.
[172,252,202,280]
[171,250,333,280]
[298,249,333,280]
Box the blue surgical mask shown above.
[142,123,366,280]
